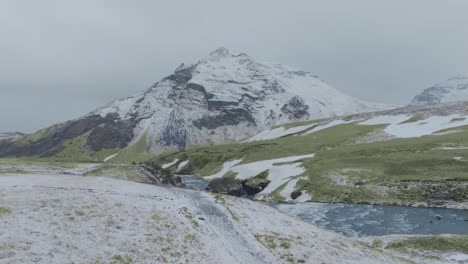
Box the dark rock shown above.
[281,96,310,119]
[160,107,187,149]
[0,115,126,158]
[84,121,135,151]
[207,178,243,197]
[193,109,256,130]
[241,170,270,196]
[138,162,184,187]
[435,215,442,220]
[291,191,302,200]
[207,100,239,110]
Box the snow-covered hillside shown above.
[0,173,405,264]
[89,47,393,154]
[0,132,23,141]
[410,76,468,105]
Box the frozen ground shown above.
[0,173,407,264]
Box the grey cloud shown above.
[1,0,468,132]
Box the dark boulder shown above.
[281,96,310,119]
[291,191,303,200]
[241,170,271,196]
[207,178,243,197]
[138,162,184,187]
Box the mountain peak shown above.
[0,49,394,158]
[208,47,232,58]
[410,76,468,105]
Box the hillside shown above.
[411,76,468,105]
[154,101,468,208]
[0,48,393,161]
[0,173,406,264]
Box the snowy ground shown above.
[0,173,407,264]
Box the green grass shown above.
[386,235,468,254]
[451,117,466,122]
[154,121,468,204]
[0,168,27,174]
[399,115,425,124]
[272,119,320,130]
[0,158,80,168]
[84,165,152,183]
[0,206,11,217]
[110,131,150,163]
[28,131,149,163]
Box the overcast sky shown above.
[1,0,468,133]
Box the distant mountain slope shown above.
[410,76,468,105]
[0,132,24,141]
[0,47,393,160]
[155,101,468,208]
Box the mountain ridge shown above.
[0,47,395,159]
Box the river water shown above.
[178,175,468,237]
[272,202,468,237]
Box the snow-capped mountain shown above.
[89,47,392,153]
[0,47,394,158]
[410,76,468,105]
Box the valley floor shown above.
[0,173,410,264]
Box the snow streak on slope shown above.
[245,123,317,142]
[360,114,468,138]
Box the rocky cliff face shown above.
[0,48,394,158]
[410,76,468,105]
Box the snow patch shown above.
[205,159,242,180]
[360,114,468,138]
[280,178,302,202]
[206,154,315,200]
[162,158,179,169]
[103,153,119,162]
[294,192,312,203]
[246,123,317,142]
[176,160,189,172]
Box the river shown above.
[179,174,468,237]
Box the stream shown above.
[179,174,468,237]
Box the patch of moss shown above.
[222,170,239,179]
[111,131,149,163]
[0,206,11,217]
[451,117,466,122]
[399,115,425,124]
[84,165,152,183]
[245,170,270,186]
[386,235,468,254]
[110,255,133,264]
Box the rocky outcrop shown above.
[207,178,243,197]
[242,170,271,196]
[207,171,272,197]
[135,162,183,186]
